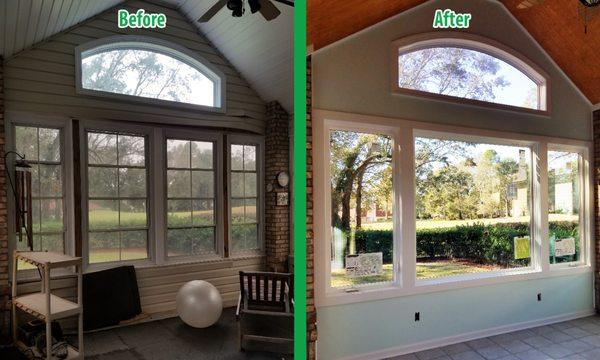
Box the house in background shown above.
[0,0,293,358]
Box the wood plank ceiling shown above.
[308,0,600,105]
[0,0,293,112]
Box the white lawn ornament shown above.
[176,280,223,328]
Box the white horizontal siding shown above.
[4,0,266,134]
[17,256,265,318]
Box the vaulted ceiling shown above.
[0,0,293,111]
[308,0,600,105]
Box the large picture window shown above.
[414,136,532,280]
[166,139,216,257]
[86,131,149,264]
[15,126,64,254]
[329,130,394,288]
[230,144,260,253]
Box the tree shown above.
[422,165,478,220]
[398,47,510,102]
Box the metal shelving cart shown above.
[12,251,83,360]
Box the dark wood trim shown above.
[223,134,230,258]
[72,119,83,257]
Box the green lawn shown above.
[363,214,578,231]
[331,261,498,288]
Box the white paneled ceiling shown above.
[0,0,293,112]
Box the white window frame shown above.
[6,112,75,280]
[81,120,156,271]
[547,143,591,270]
[391,32,550,115]
[227,134,266,257]
[75,35,227,113]
[314,109,593,307]
[162,129,225,264]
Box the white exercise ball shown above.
[176,280,223,328]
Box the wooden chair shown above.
[236,271,293,352]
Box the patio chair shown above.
[236,271,293,352]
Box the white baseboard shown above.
[338,309,596,360]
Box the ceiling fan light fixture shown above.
[227,0,244,17]
[248,0,261,13]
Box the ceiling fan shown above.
[517,0,599,9]
[198,0,293,22]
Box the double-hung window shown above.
[230,141,262,254]
[86,131,149,264]
[166,138,218,258]
[15,126,65,254]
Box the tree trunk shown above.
[355,169,366,229]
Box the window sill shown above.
[318,265,592,308]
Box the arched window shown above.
[392,34,548,112]
[76,36,225,110]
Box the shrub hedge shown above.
[354,221,579,267]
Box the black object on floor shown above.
[0,346,28,360]
[83,265,141,331]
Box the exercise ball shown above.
[176,280,223,328]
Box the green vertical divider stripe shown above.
[293,0,307,358]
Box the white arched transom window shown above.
[392,35,548,112]
[76,36,225,110]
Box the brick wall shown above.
[594,110,600,312]
[265,101,291,272]
[307,56,317,360]
[0,56,7,335]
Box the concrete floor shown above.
[1,307,291,360]
[85,307,291,359]
[388,315,600,360]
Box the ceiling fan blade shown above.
[198,0,228,22]
[259,0,282,21]
[516,0,544,9]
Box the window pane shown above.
[167,228,216,257]
[16,126,38,161]
[192,170,214,198]
[244,145,256,171]
[231,224,259,252]
[548,151,581,264]
[89,232,120,263]
[40,199,63,232]
[119,168,147,197]
[118,135,145,166]
[120,200,147,228]
[231,199,245,224]
[231,173,244,198]
[167,170,191,198]
[39,128,60,162]
[191,227,215,255]
[31,198,41,233]
[330,130,393,288]
[245,198,257,223]
[167,140,191,168]
[88,167,118,197]
[88,200,119,230]
[192,199,214,226]
[231,145,244,171]
[42,234,64,253]
[121,231,148,260]
[168,200,192,227]
[81,48,215,107]
[191,141,213,169]
[415,137,532,280]
[30,164,40,197]
[397,47,540,110]
[39,165,62,197]
[244,173,257,197]
[88,132,117,165]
